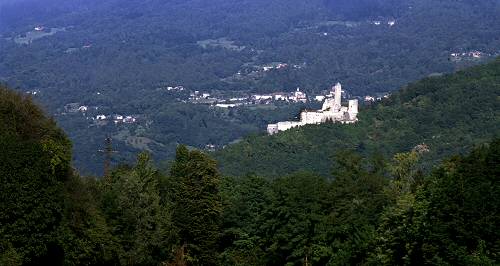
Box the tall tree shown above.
[99,152,175,265]
[326,150,389,265]
[263,172,331,265]
[219,175,271,266]
[170,145,222,265]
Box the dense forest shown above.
[1,1,499,263]
[0,0,499,174]
[1,83,499,265]
[215,57,500,177]
[1,0,499,101]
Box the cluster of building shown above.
[450,51,488,60]
[252,88,308,103]
[262,63,289,72]
[95,114,138,124]
[267,83,359,135]
[363,93,390,103]
[64,103,90,113]
[63,103,138,124]
[26,89,41,95]
[186,88,309,107]
[164,85,185,91]
[371,19,396,26]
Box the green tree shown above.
[219,175,271,266]
[388,151,422,197]
[99,152,175,265]
[372,139,500,265]
[370,150,424,265]
[263,172,331,266]
[326,150,389,265]
[170,145,222,265]
[56,175,116,265]
[0,86,72,264]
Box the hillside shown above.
[1,0,499,174]
[215,58,500,177]
[1,0,498,100]
[2,81,498,264]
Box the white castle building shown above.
[267,83,358,135]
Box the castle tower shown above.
[334,82,342,111]
[348,99,359,120]
[321,98,334,111]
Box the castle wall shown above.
[301,111,324,124]
[267,124,279,135]
[267,82,359,135]
[322,110,345,122]
[277,121,303,131]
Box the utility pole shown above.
[99,136,117,177]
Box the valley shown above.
[0,0,499,265]
[0,0,499,175]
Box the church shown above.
[267,83,358,135]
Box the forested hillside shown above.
[1,84,499,265]
[1,0,498,174]
[215,58,500,177]
[1,0,498,101]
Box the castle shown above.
[267,83,358,135]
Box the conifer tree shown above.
[99,152,174,265]
[170,145,222,265]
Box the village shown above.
[52,82,389,130]
[160,84,388,108]
[61,102,140,126]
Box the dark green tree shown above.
[219,175,271,266]
[99,152,175,265]
[56,175,116,265]
[170,145,222,265]
[0,86,72,264]
[372,139,500,265]
[326,150,389,265]
[261,172,331,265]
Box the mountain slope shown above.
[1,0,499,174]
[215,58,500,177]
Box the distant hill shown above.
[1,0,499,101]
[215,58,500,177]
[1,0,499,174]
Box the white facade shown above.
[267,82,359,135]
[315,95,325,102]
[289,88,307,103]
[215,103,240,108]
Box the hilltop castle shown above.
[267,83,358,135]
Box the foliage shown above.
[98,152,175,265]
[1,0,499,174]
[1,80,499,265]
[170,145,222,265]
[0,85,72,264]
[372,139,500,265]
[325,151,389,265]
[216,57,500,177]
